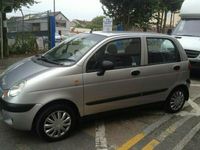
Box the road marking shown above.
[172,121,200,150]
[117,133,145,150]
[16,144,31,150]
[95,121,108,150]
[142,139,159,150]
[177,98,200,117]
[158,116,192,141]
[117,115,172,150]
[191,84,200,87]
[142,116,192,150]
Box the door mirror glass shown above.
[102,60,114,70]
[97,60,114,76]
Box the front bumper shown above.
[0,99,42,131]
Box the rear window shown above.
[147,38,180,65]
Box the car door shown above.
[83,37,147,115]
[138,37,182,103]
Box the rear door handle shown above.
[173,65,180,71]
[131,70,140,76]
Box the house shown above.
[70,19,91,28]
[7,11,71,36]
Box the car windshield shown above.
[172,20,200,37]
[43,33,106,66]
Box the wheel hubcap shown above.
[170,91,185,111]
[44,111,71,138]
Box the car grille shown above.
[185,49,200,58]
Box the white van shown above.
[172,0,200,69]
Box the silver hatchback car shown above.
[0,32,190,141]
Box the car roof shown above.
[92,31,168,38]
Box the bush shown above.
[9,33,38,55]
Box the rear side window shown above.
[147,38,180,65]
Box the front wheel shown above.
[35,104,76,141]
[165,88,186,113]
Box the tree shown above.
[86,16,105,31]
[133,0,157,31]
[100,0,157,31]
[168,0,183,28]
[13,0,36,10]
[100,0,183,32]
[1,0,36,57]
[100,0,137,30]
[153,0,183,33]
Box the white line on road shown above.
[177,96,200,117]
[172,121,200,150]
[143,115,173,135]
[158,116,192,142]
[95,121,108,150]
[191,84,200,87]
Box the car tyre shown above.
[165,88,186,113]
[35,104,76,141]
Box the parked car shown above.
[172,0,200,70]
[0,32,190,141]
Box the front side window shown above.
[147,38,180,65]
[87,38,141,72]
[43,34,106,66]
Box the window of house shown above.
[86,38,141,72]
[147,38,180,65]
[32,23,40,31]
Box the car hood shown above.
[174,36,200,51]
[0,57,49,89]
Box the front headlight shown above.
[8,81,26,97]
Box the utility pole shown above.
[53,0,55,16]
[0,0,13,59]
[0,11,3,59]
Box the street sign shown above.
[103,17,113,32]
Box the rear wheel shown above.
[165,88,186,113]
[35,104,76,141]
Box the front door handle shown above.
[131,70,140,76]
[173,65,180,71]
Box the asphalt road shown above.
[0,67,200,150]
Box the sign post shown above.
[0,12,3,59]
[0,0,13,59]
[103,17,113,32]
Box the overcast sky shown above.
[7,0,104,21]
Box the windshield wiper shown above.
[53,58,76,62]
[37,55,63,66]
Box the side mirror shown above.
[97,60,114,76]
[167,29,172,35]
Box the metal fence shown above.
[7,11,51,54]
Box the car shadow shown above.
[5,102,165,145]
[80,102,165,127]
[191,70,200,81]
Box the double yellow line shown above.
[117,132,160,150]
[117,116,192,150]
[117,133,145,150]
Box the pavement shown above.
[0,56,200,150]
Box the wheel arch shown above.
[170,84,189,101]
[32,99,80,130]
